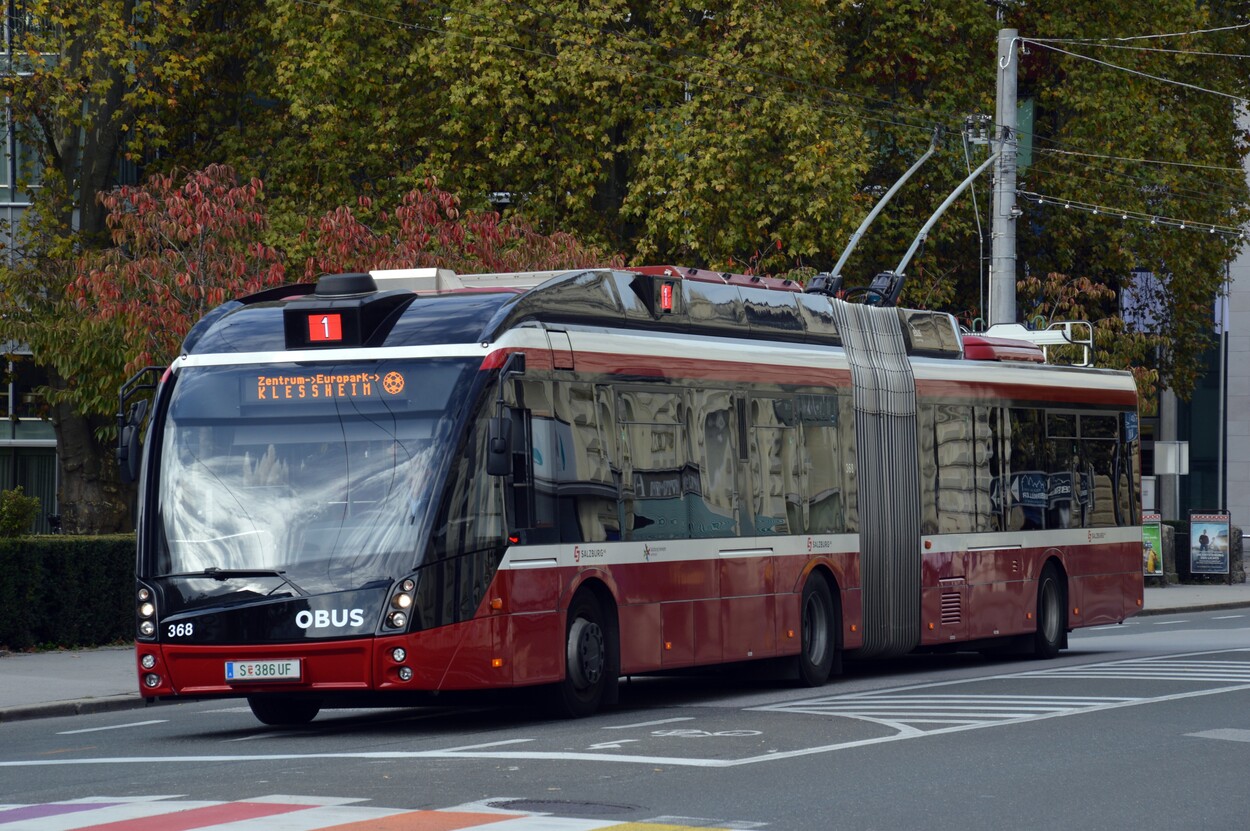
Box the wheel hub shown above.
[567,617,604,689]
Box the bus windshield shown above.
[153,358,477,593]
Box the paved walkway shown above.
[2,583,1247,723]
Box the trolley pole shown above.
[989,28,1019,327]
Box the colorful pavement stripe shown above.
[0,797,736,830]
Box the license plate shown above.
[224,659,302,682]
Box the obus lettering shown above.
[295,608,366,629]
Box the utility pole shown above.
[989,28,1018,327]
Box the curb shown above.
[0,694,149,725]
[1138,600,1250,617]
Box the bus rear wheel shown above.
[1032,563,1066,659]
[796,573,839,686]
[247,694,321,726]
[555,591,615,718]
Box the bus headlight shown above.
[140,653,157,670]
[384,576,418,631]
[137,583,158,641]
[143,673,162,688]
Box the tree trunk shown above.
[51,401,133,534]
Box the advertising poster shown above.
[1188,511,1230,575]
[1142,513,1163,576]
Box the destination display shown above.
[243,370,408,405]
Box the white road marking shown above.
[1186,728,1250,743]
[603,716,695,730]
[1017,657,1250,682]
[56,720,167,735]
[587,740,639,750]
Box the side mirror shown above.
[486,416,513,476]
[116,366,163,485]
[117,398,149,485]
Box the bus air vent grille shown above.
[940,591,962,626]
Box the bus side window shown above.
[689,388,738,538]
[518,380,556,541]
[1080,414,1120,528]
[552,382,619,543]
[749,396,799,536]
[917,404,939,535]
[934,404,977,534]
[1007,408,1045,530]
[799,393,843,535]
[618,388,688,541]
[979,406,1004,532]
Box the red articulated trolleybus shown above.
[118,265,1144,725]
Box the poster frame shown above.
[1188,510,1230,576]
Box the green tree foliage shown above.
[0,0,229,533]
[1,0,221,241]
[1004,0,1250,398]
[614,0,871,270]
[222,0,875,270]
[201,0,438,241]
[831,0,1002,313]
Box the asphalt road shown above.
[2,609,1248,830]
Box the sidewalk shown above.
[2,583,1248,724]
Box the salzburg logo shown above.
[574,545,580,563]
[382,372,405,395]
[807,537,813,552]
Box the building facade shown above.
[1224,111,1250,531]
[2,0,56,532]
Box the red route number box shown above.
[308,313,343,343]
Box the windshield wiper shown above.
[167,568,309,597]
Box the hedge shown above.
[0,535,135,651]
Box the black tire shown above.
[1032,563,1066,659]
[796,574,838,686]
[247,695,321,726]
[554,591,614,718]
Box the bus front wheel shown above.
[555,591,616,718]
[796,574,839,686]
[247,694,321,726]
